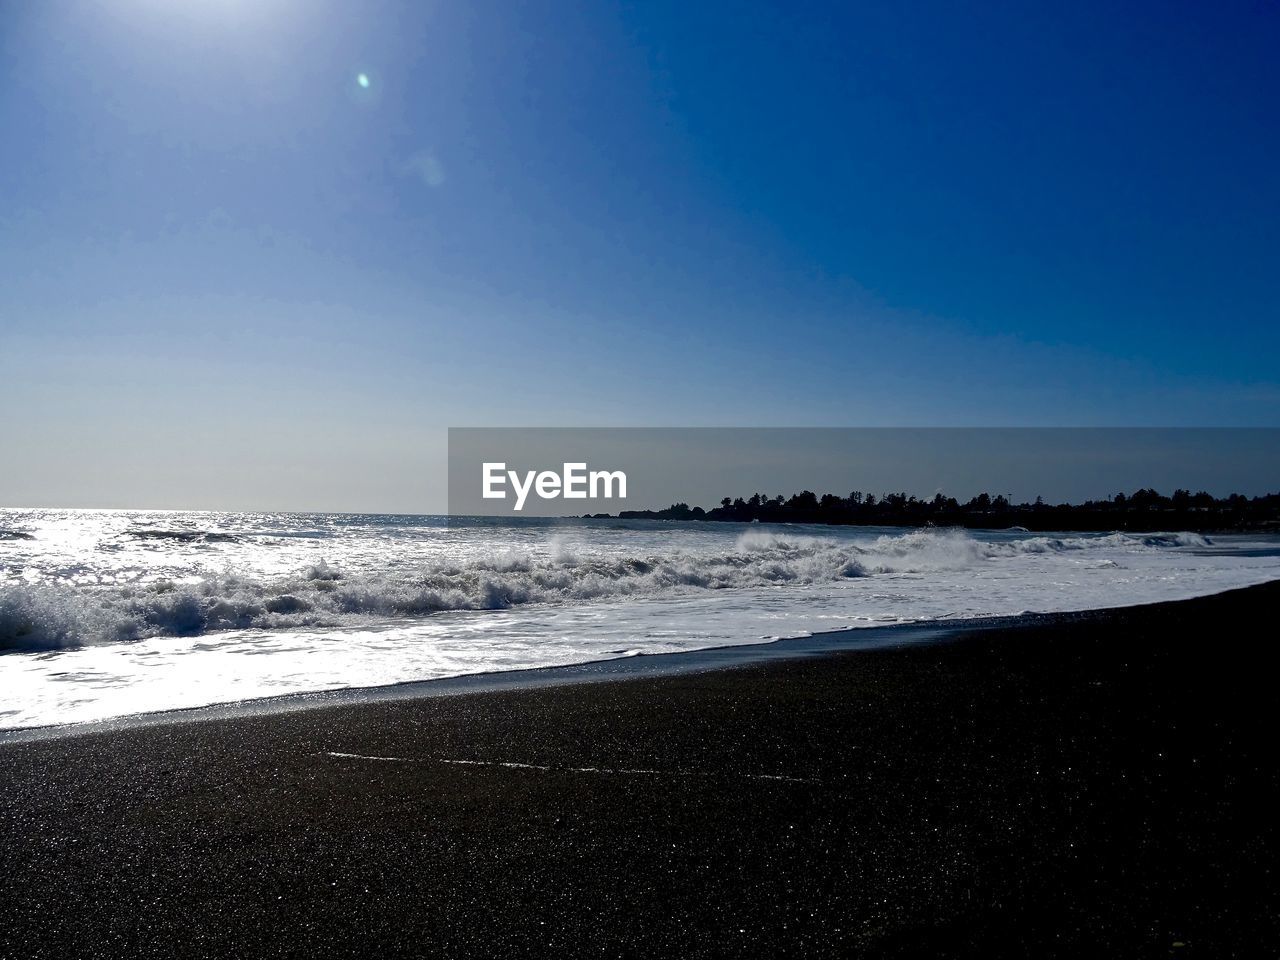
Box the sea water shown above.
[3,508,1279,729]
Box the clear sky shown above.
[2,1,1278,511]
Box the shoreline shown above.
[4,580,1270,743]
[0,612,1046,744]
[3,581,1279,956]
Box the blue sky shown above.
[2,1,1277,510]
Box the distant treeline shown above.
[595,488,1280,532]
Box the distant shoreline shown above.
[584,485,1280,533]
[588,513,1280,534]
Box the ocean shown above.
[3,508,1279,730]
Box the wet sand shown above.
[2,582,1278,958]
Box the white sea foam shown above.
[1,509,1277,728]
[0,526,1217,652]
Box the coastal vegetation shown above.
[602,488,1280,532]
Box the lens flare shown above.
[357,73,370,89]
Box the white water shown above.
[2,509,1278,729]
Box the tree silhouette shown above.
[612,486,1280,533]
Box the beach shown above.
[8,1,1279,954]
[2,582,1277,958]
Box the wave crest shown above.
[0,528,1206,653]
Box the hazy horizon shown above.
[2,427,1276,516]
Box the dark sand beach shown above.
[2,582,1278,958]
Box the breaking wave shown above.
[0,528,1210,653]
